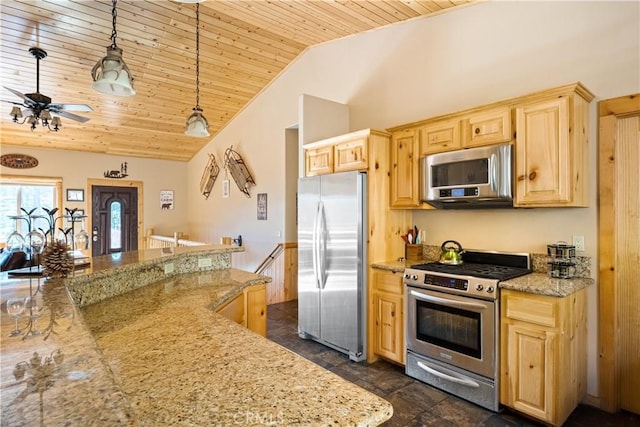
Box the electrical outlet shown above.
[198,258,212,268]
[164,263,174,274]
[572,235,585,252]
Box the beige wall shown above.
[0,146,188,237]
[187,0,639,398]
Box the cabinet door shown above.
[514,98,572,206]
[462,107,512,148]
[419,118,461,155]
[503,323,556,423]
[390,129,420,208]
[374,291,405,365]
[245,284,267,337]
[334,137,368,172]
[305,145,333,176]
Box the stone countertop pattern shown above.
[499,272,594,297]
[371,253,594,297]
[1,247,392,426]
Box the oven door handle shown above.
[416,361,480,388]
[409,290,488,310]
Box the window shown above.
[0,176,63,247]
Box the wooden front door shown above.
[91,185,138,257]
[598,94,640,414]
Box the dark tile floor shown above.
[267,300,640,427]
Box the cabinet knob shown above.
[474,127,480,134]
[528,171,537,181]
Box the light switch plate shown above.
[572,235,585,252]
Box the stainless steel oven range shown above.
[404,250,531,411]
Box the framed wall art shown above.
[160,190,174,210]
[66,189,84,202]
[257,193,267,220]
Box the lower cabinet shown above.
[216,284,267,336]
[373,269,405,365]
[500,288,586,426]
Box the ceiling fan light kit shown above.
[91,0,135,97]
[185,3,210,138]
[5,46,91,132]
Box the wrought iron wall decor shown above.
[224,146,255,198]
[0,153,39,169]
[103,162,128,179]
[200,153,220,199]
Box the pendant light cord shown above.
[110,0,119,50]
[195,3,201,109]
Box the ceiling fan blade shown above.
[49,103,93,112]
[2,99,27,106]
[56,110,90,123]
[3,86,30,102]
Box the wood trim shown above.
[86,179,144,254]
[597,93,640,412]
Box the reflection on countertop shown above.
[1,246,392,426]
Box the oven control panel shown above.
[403,269,500,299]
[424,274,468,291]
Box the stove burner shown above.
[410,261,531,281]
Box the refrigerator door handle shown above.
[318,202,327,289]
[312,201,321,289]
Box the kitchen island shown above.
[0,246,392,426]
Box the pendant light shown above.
[91,0,135,96]
[185,3,210,138]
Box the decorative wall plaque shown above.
[0,153,38,169]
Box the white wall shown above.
[187,0,640,397]
[0,146,189,236]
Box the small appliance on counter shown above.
[547,241,576,279]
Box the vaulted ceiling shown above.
[0,0,473,162]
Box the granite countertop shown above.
[1,247,392,426]
[499,272,593,297]
[371,259,594,297]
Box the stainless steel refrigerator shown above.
[297,170,366,362]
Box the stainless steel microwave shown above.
[420,143,513,209]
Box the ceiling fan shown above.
[3,47,93,131]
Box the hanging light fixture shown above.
[91,0,135,96]
[185,3,210,138]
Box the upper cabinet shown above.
[390,129,422,208]
[386,82,593,209]
[303,129,384,176]
[513,85,594,207]
[419,118,461,155]
[461,106,512,148]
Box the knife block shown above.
[405,244,423,262]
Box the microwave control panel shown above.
[439,187,479,198]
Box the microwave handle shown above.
[490,153,498,192]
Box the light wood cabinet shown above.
[304,130,372,176]
[419,118,461,155]
[216,284,267,336]
[500,288,587,426]
[305,145,333,176]
[334,137,368,172]
[461,106,512,148]
[390,129,421,208]
[372,269,405,365]
[514,85,593,207]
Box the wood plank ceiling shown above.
[0,0,473,162]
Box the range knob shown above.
[475,284,484,291]
[411,274,418,281]
[403,273,410,280]
[486,286,495,293]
